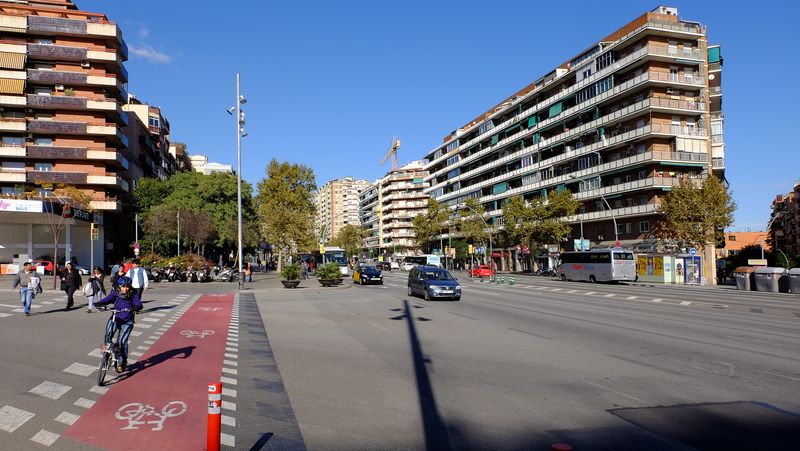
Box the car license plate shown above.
[441,289,452,293]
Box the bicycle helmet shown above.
[117,276,133,288]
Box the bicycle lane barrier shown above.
[63,293,233,450]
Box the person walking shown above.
[12,262,37,317]
[111,264,126,292]
[301,260,309,279]
[87,266,106,313]
[125,258,148,301]
[61,262,82,310]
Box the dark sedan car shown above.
[407,265,461,301]
[353,264,383,285]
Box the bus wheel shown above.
[589,275,597,283]
[560,274,567,282]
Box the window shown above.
[479,120,494,135]
[520,155,534,168]
[2,136,24,146]
[34,137,53,146]
[148,116,160,128]
[35,188,53,197]
[1,186,23,196]
[729,235,736,242]
[446,140,459,152]
[446,155,460,166]
[683,42,694,56]
[616,223,625,235]
[668,41,678,55]
[639,221,650,233]
[639,196,648,205]
[33,87,52,96]
[36,38,53,45]
[625,223,633,234]
[34,162,53,172]
[669,66,679,82]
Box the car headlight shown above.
[455,285,461,290]
[429,286,442,292]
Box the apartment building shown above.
[422,6,723,271]
[123,94,176,182]
[360,161,429,259]
[314,176,371,242]
[169,142,192,172]
[769,181,800,256]
[0,0,128,268]
[188,154,232,175]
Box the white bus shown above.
[557,249,636,283]
[401,254,442,270]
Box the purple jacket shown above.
[97,290,142,322]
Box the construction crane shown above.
[381,136,401,171]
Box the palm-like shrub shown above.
[281,264,302,280]
[316,262,341,280]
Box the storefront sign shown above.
[0,199,43,213]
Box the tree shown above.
[183,211,215,256]
[503,190,578,270]
[458,197,489,245]
[412,198,449,253]
[256,159,317,271]
[659,176,736,251]
[330,224,369,258]
[40,184,91,289]
[141,205,178,255]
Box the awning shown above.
[548,101,563,117]
[708,47,720,63]
[527,115,539,128]
[0,52,25,69]
[490,134,499,145]
[0,78,24,94]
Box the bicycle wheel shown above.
[97,352,109,386]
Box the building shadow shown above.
[390,299,452,450]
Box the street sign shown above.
[134,241,140,249]
[689,247,697,256]
[614,241,621,247]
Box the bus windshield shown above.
[613,252,634,260]
[326,251,347,266]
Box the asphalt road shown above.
[1,273,799,450]
[257,271,800,450]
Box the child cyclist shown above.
[96,276,142,372]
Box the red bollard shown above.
[208,382,222,451]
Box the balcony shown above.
[0,146,25,157]
[86,75,127,101]
[710,86,722,97]
[0,118,26,131]
[27,69,88,85]
[27,44,87,61]
[0,169,25,182]
[26,145,86,160]
[28,120,86,134]
[27,16,88,35]
[86,124,128,148]
[0,94,26,107]
[712,158,725,169]
[86,175,129,191]
[89,198,121,211]
[26,170,87,184]
[27,94,87,110]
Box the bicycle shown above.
[97,308,128,386]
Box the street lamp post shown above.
[763,212,783,260]
[570,174,618,245]
[229,74,247,290]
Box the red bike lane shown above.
[64,293,233,450]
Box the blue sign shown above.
[689,248,697,256]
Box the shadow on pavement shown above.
[109,346,195,384]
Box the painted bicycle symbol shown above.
[115,401,187,431]
[198,307,223,312]
[180,329,215,339]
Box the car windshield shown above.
[422,270,454,281]
[362,266,377,271]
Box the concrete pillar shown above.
[27,223,33,260]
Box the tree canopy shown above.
[503,190,578,267]
[658,176,735,250]
[412,198,449,253]
[330,224,369,258]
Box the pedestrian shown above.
[11,262,37,317]
[61,262,82,310]
[125,258,148,301]
[87,266,106,313]
[245,262,252,282]
[122,258,132,274]
[301,260,309,279]
[111,264,126,292]
[110,259,122,278]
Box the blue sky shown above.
[80,0,799,231]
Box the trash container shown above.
[789,268,800,294]
[732,266,755,291]
[753,267,789,293]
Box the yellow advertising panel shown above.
[654,256,664,276]
[637,256,647,275]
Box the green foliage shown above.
[503,190,579,252]
[412,198,449,252]
[280,264,302,280]
[458,197,489,244]
[330,225,369,258]
[138,253,211,271]
[659,176,736,249]
[256,159,317,257]
[316,262,341,280]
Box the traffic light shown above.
[90,223,99,240]
[468,244,474,254]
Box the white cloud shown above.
[129,44,172,63]
[138,26,150,39]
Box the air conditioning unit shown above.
[55,84,64,91]
[80,61,90,68]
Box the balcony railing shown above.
[27,44,87,61]
[712,158,725,169]
[27,94,87,110]
[0,118,26,131]
[28,120,87,134]
[26,145,87,159]
[26,170,87,184]
[28,16,88,35]
[27,69,88,85]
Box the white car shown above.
[400,262,416,271]
[73,265,91,275]
[390,261,400,270]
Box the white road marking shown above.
[566,290,578,293]
[225,347,237,353]
[604,294,615,298]
[222,401,236,411]
[585,292,596,295]
[30,381,71,400]
[680,301,692,305]
[62,363,96,377]
[223,360,237,367]
[224,353,238,359]
[149,312,166,317]
[136,324,152,329]
[136,346,149,351]
[227,337,238,342]
[30,429,59,446]
[143,340,156,345]
[0,405,35,432]
[627,296,638,300]
[220,377,237,386]
[87,349,102,358]
[652,298,663,303]
[221,415,236,427]
[54,412,80,426]
[222,367,237,375]
[222,387,237,398]
[551,288,562,292]
[73,398,95,409]
[0,313,12,318]
[221,433,235,447]
[129,351,143,357]
[40,301,55,305]
[142,317,159,323]
[130,331,144,337]
[89,386,109,395]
